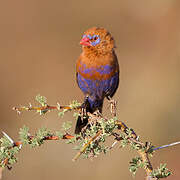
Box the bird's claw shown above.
[108,98,117,116]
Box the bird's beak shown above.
[80,37,92,46]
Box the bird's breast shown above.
[76,54,119,81]
[78,64,116,80]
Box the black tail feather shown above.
[75,116,88,134]
[74,97,103,134]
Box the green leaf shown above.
[151,163,171,178]
[69,100,81,109]
[19,126,30,145]
[58,109,68,117]
[66,137,76,144]
[35,94,47,106]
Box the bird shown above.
[75,27,119,134]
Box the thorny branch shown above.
[0,95,176,180]
[12,103,79,114]
[12,94,82,115]
[0,131,74,168]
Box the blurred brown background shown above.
[0,0,180,179]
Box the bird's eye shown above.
[90,35,101,46]
[93,35,98,41]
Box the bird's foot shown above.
[107,97,117,117]
[80,106,87,119]
[93,109,102,117]
[79,96,89,118]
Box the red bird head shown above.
[80,27,116,54]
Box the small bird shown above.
[75,27,119,134]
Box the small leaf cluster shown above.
[73,117,118,158]
[100,117,118,134]
[19,126,30,145]
[30,128,52,148]
[151,164,171,178]
[0,136,20,168]
[59,116,118,158]
[129,156,148,175]
[19,126,57,147]
[69,100,81,109]
[36,94,47,106]
[118,128,139,149]
[58,109,68,117]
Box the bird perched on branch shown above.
[75,27,119,134]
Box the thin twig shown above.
[72,130,102,161]
[109,140,118,150]
[153,141,180,151]
[12,104,81,114]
